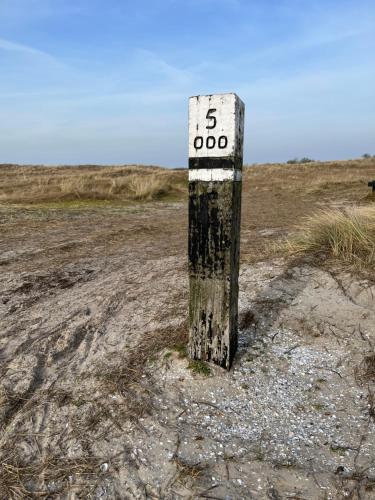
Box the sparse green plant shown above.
[187,360,211,376]
[172,343,188,358]
[312,403,325,411]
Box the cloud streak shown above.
[0,37,62,65]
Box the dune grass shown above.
[284,206,375,269]
[0,165,187,205]
[1,157,374,206]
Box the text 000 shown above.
[193,135,228,150]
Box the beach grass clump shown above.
[284,206,375,269]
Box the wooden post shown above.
[188,93,245,370]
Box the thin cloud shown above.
[0,37,63,66]
[134,49,193,86]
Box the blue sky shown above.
[0,0,374,166]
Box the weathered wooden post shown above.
[188,93,245,369]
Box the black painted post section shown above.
[188,93,245,369]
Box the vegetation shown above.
[172,343,188,358]
[286,157,314,164]
[187,360,211,376]
[1,158,374,207]
[284,206,375,269]
[0,165,186,204]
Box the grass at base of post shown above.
[187,360,211,376]
[172,343,188,358]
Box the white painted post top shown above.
[189,93,244,159]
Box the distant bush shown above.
[286,157,314,164]
[362,154,371,159]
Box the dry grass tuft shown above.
[355,353,375,385]
[0,455,101,498]
[173,457,205,481]
[362,354,375,382]
[283,206,375,269]
[239,309,256,330]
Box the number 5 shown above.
[206,109,217,129]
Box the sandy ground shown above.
[144,260,375,499]
[0,180,375,498]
